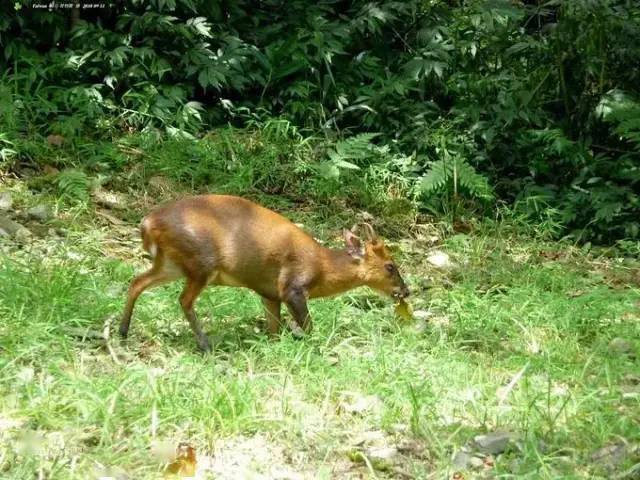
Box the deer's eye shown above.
[385,263,395,273]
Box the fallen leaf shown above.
[395,300,413,321]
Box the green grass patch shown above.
[0,221,638,478]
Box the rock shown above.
[453,449,484,470]
[427,250,452,269]
[590,443,630,473]
[326,354,339,366]
[27,204,52,222]
[14,227,32,243]
[609,338,634,356]
[365,446,398,466]
[0,215,31,240]
[453,450,474,469]
[92,188,126,210]
[0,192,12,211]
[472,431,519,455]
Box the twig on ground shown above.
[103,315,122,365]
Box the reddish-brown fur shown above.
[120,194,409,351]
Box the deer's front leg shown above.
[285,287,312,338]
[261,297,282,336]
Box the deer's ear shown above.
[343,229,364,259]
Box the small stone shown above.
[0,192,12,211]
[452,449,484,469]
[472,431,519,455]
[453,450,472,468]
[427,250,452,269]
[27,205,52,222]
[92,188,126,210]
[365,446,398,470]
[413,310,432,321]
[14,227,32,242]
[609,338,634,356]
[590,443,629,472]
[0,215,31,240]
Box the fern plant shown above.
[420,156,493,201]
[319,133,382,179]
[596,90,640,151]
[55,169,90,202]
[418,127,493,223]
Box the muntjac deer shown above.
[120,194,410,351]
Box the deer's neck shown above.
[308,247,365,298]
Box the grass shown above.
[0,203,639,479]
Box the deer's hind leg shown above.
[120,253,181,338]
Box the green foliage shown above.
[0,133,17,165]
[420,157,493,201]
[55,169,90,202]
[320,133,381,179]
[1,0,640,243]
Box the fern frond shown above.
[419,159,449,194]
[333,133,380,160]
[454,158,494,199]
[56,169,90,201]
[419,157,493,201]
